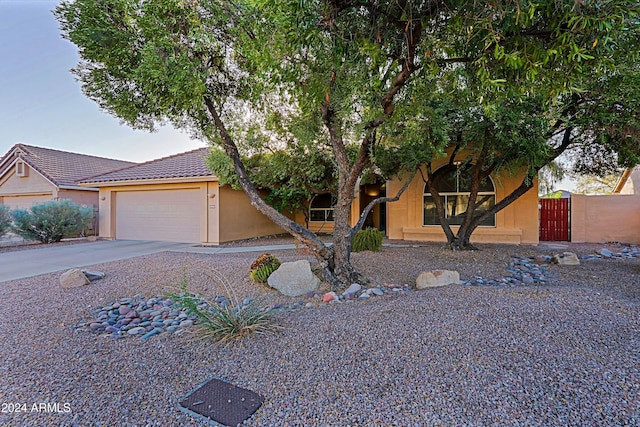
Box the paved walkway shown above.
[0,240,297,283]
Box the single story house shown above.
[2,144,540,245]
[298,148,539,245]
[80,148,285,244]
[0,144,134,209]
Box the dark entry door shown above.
[539,198,570,241]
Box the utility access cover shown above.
[179,378,264,426]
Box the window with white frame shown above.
[424,165,496,227]
[309,193,336,222]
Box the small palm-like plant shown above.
[170,269,282,344]
[250,253,281,283]
[352,227,384,252]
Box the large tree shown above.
[414,2,640,249]
[56,0,639,285]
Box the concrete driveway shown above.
[0,240,194,283]
[0,240,299,283]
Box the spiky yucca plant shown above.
[250,253,281,283]
[169,269,282,344]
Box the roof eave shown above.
[79,175,218,187]
[0,157,60,188]
[613,168,632,193]
[58,185,99,192]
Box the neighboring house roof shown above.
[0,143,135,188]
[613,167,639,194]
[81,147,213,184]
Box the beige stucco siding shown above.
[386,163,539,245]
[95,181,284,245]
[218,186,285,243]
[1,194,53,209]
[0,165,56,208]
[571,194,640,244]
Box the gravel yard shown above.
[0,240,638,426]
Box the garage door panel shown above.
[115,190,201,243]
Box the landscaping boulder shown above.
[597,248,613,258]
[552,252,580,265]
[342,283,361,297]
[416,270,461,289]
[267,260,320,297]
[60,268,90,289]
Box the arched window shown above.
[423,165,496,227]
[309,194,336,222]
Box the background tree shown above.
[572,173,621,194]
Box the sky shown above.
[0,0,206,162]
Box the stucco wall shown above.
[0,165,55,205]
[218,186,285,243]
[386,161,539,245]
[571,194,640,244]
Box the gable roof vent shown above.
[16,160,28,177]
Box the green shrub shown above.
[250,253,281,283]
[169,271,282,344]
[11,199,95,243]
[0,205,11,238]
[352,227,384,252]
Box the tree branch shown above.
[351,171,416,236]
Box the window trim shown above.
[309,194,336,222]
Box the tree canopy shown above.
[56,0,640,285]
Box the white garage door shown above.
[115,189,201,243]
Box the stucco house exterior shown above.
[2,143,541,245]
[80,148,285,244]
[387,163,539,246]
[295,151,539,245]
[0,144,134,209]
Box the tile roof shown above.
[0,144,136,187]
[81,147,214,183]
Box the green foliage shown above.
[250,253,281,283]
[207,147,336,215]
[352,228,384,253]
[169,272,282,344]
[10,200,95,243]
[0,205,11,238]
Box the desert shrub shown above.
[250,253,281,283]
[11,199,95,243]
[0,205,11,238]
[170,271,282,344]
[352,227,384,252]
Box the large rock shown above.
[60,268,90,289]
[553,252,580,265]
[267,260,320,297]
[416,270,461,289]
